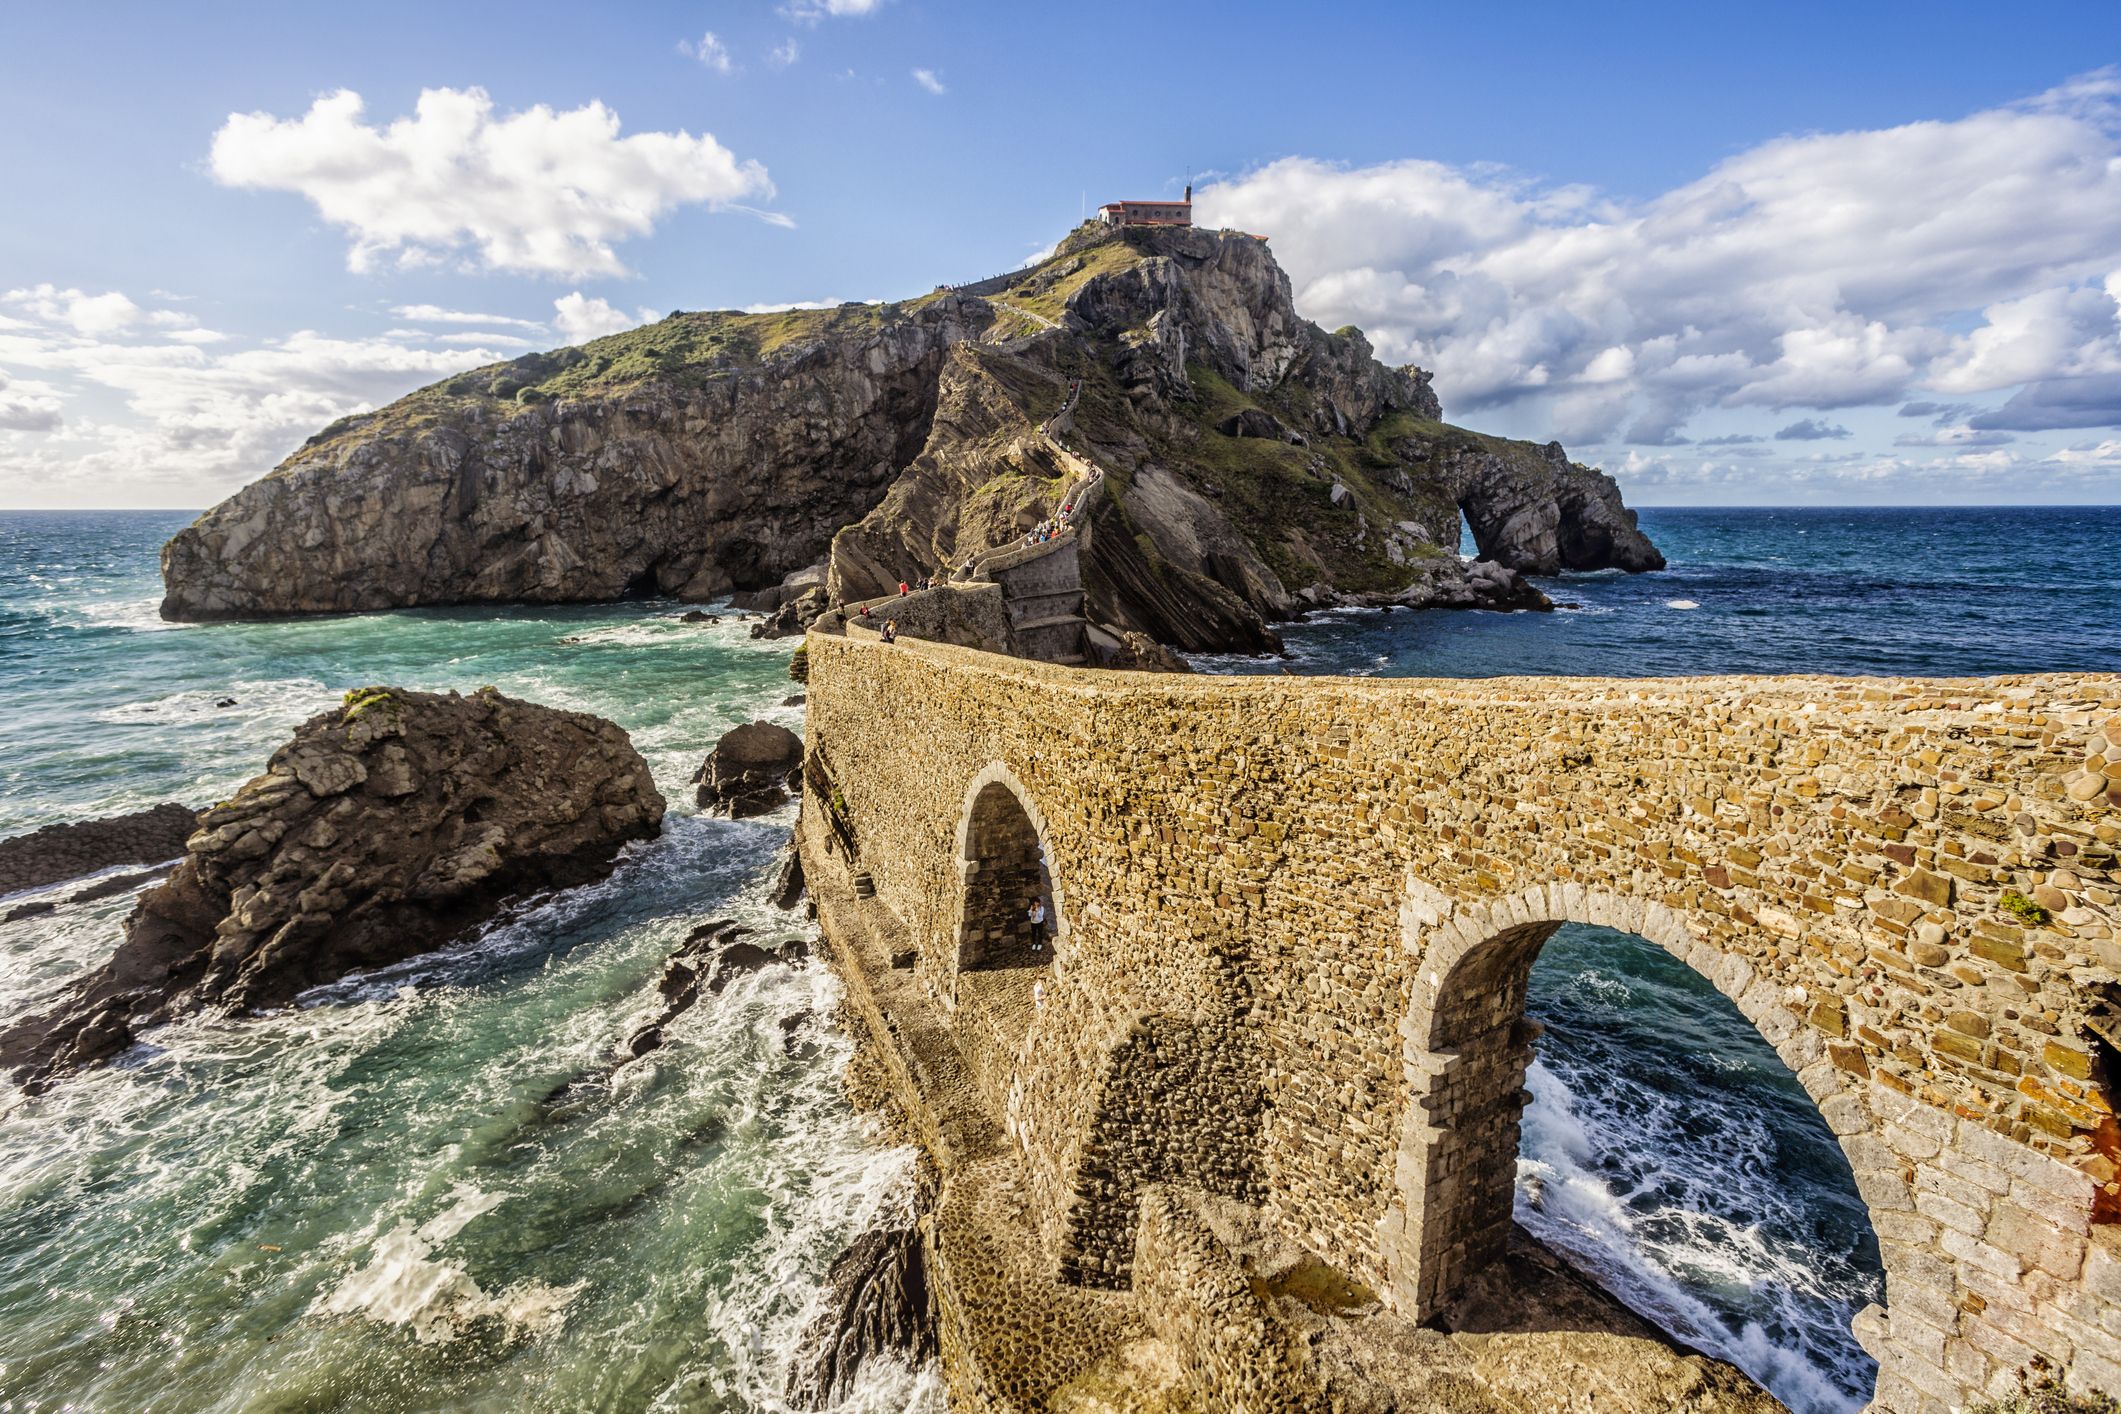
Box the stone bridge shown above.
[796,630,2121,1412]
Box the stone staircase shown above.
[956,381,1108,665]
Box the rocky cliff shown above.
[161,224,1662,651]
[0,687,663,1093]
[161,302,982,619]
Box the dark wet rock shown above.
[621,918,810,1060]
[1,688,663,1094]
[0,802,197,898]
[214,697,238,708]
[749,586,828,641]
[4,865,180,922]
[786,1225,937,1409]
[781,694,807,708]
[692,721,804,817]
[1364,558,1553,614]
[706,941,780,994]
[679,610,720,625]
[770,840,806,910]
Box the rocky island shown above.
[158,222,1660,653]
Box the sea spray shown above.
[1518,928,1886,1414]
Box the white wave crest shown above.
[315,1187,585,1345]
[1515,1058,1871,1414]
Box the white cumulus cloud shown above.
[911,68,946,96]
[552,292,658,344]
[0,368,64,431]
[782,0,881,22]
[1195,70,2121,446]
[390,304,547,331]
[0,285,522,502]
[209,87,776,278]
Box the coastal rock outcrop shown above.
[0,802,198,898]
[1438,439,1664,575]
[159,223,1662,652]
[0,687,663,1093]
[159,301,982,620]
[824,224,1657,651]
[786,1223,937,1409]
[692,721,804,816]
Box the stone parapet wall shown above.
[803,628,2121,1410]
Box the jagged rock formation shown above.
[0,687,663,1093]
[0,803,198,897]
[621,918,809,1060]
[786,1223,937,1409]
[160,225,1662,652]
[692,721,803,816]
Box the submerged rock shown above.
[786,1224,937,1409]
[621,918,809,1060]
[0,687,663,1093]
[0,802,198,897]
[692,721,804,817]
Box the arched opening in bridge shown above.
[1398,914,1885,1414]
[951,770,1063,1108]
[957,777,1058,976]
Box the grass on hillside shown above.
[289,297,949,466]
[998,235,1144,324]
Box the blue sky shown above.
[2,0,2119,508]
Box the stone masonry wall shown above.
[802,630,2121,1411]
[1132,1186,1328,1414]
[1057,1014,1266,1286]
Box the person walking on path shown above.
[1027,897,1047,953]
[880,620,898,644]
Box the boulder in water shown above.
[1,687,664,1093]
[692,721,804,817]
[769,840,806,910]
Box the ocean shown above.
[0,504,2115,1413]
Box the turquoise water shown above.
[0,512,939,1413]
[2,506,2114,1413]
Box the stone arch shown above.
[952,761,1068,978]
[1380,883,1909,1383]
